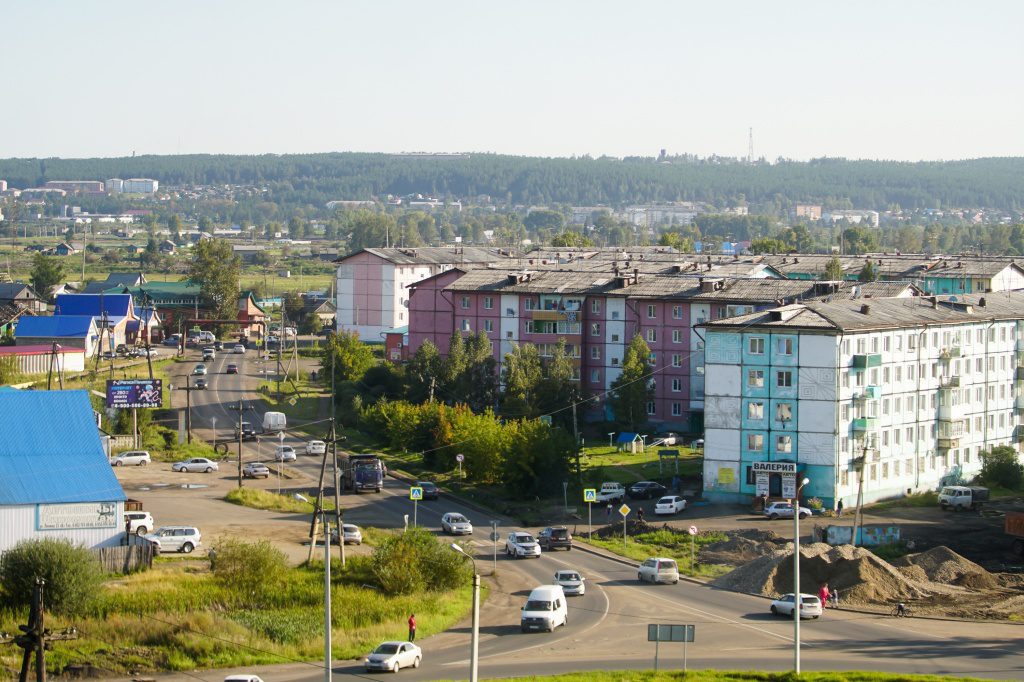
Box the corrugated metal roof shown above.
[55,293,133,318]
[0,390,126,505]
[15,315,96,338]
[342,247,515,266]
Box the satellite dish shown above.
[949,296,958,302]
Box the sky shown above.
[5,1,1022,162]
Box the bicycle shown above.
[890,601,914,617]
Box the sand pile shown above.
[893,545,989,585]
[702,530,784,565]
[712,542,933,603]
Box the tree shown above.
[288,216,306,240]
[324,330,375,386]
[781,225,814,252]
[980,445,1024,490]
[524,209,565,233]
[658,231,695,253]
[536,339,582,432]
[198,215,213,232]
[550,231,594,247]
[823,256,845,281]
[406,340,442,403]
[750,237,788,255]
[282,291,305,325]
[454,332,499,412]
[187,239,241,321]
[857,260,879,282]
[348,210,396,251]
[0,538,102,616]
[167,213,183,243]
[29,253,64,303]
[608,335,653,430]
[842,226,879,255]
[501,344,543,418]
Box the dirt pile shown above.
[892,545,988,585]
[702,529,784,564]
[712,542,933,604]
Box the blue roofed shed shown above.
[0,390,127,552]
[15,315,100,356]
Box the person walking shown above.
[408,613,416,641]
[830,588,840,608]
[818,583,831,611]
[606,504,612,522]
[836,499,844,517]
[637,507,645,524]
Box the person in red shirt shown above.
[408,613,416,641]
[819,584,831,611]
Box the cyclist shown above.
[895,601,907,617]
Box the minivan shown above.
[520,585,568,632]
[262,411,287,433]
[638,557,680,584]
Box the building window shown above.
[591,323,601,336]
[646,401,656,415]
[672,305,683,319]
[483,297,493,309]
[672,329,682,343]
[671,402,682,416]
[506,307,515,316]
[672,378,682,392]
[672,354,682,367]
[776,402,792,422]
[648,352,657,365]
[777,370,793,387]
[748,370,764,388]
[747,434,764,452]
[611,357,619,365]
[591,346,600,360]
[611,334,620,342]
[748,402,764,419]
[592,299,600,314]
[646,329,657,343]
[483,320,493,332]
[611,310,620,320]
[506,331,514,339]
[461,320,471,331]
[461,296,470,309]
[590,369,600,383]
[749,337,765,354]
[777,435,793,453]
[525,298,536,311]
[777,338,793,355]
[647,304,656,319]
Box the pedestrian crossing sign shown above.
[410,486,423,501]
[583,488,597,503]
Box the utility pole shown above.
[14,579,78,682]
[185,374,193,444]
[331,417,345,568]
[853,449,867,546]
[236,399,244,488]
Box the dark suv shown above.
[538,526,572,551]
[234,422,257,440]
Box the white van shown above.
[262,411,287,433]
[520,585,568,632]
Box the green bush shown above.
[211,537,288,598]
[371,527,468,595]
[979,445,1024,490]
[0,538,103,616]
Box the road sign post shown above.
[410,486,423,528]
[583,488,597,539]
[688,525,698,574]
[648,624,695,673]
[491,521,499,574]
[619,503,631,551]
[456,453,464,480]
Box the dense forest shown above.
[1,154,1022,211]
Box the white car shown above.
[125,511,154,535]
[506,531,541,559]
[638,557,680,584]
[275,445,297,462]
[144,526,201,553]
[111,450,151,467]
[172,457,219,473]
[192,363,208,376]
[330,523,363,545]
[283,327,297,338]
[770,593,823,619]
[224,676,264,682]
[233,344,246,354]
[306,440,327,456]
[243,462,270,478]
[441,512,473,535]
[364,641,421,673]
[764,501,812,520]
[553,569,586,596]
[132,347,159,358]
[654,495,687,515]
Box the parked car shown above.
[553,569,585,596]
[163,335,181,347]
[274,445,297,462]
[414,480,439,500]
[306,440,327,456]
[172,457,219,473]
[330,523,363,545]
[243,462,270,479]
[144,526,201,553]
[441,512,473,535]
[101,350,117,360]
[770,593,822,619]
[654,495,687,515]
[124,511,154,535]
[638,557,679,584]
[224,675,263,682]
[763,501,812,520]
[226,363,239,374]
[628,481,668,500]
[192,363,208,376]
[364,641,421,673]
[537,526,572,551]
[235,422,257,440]
[194,378,208,390]
[115,343,130,357]
[691,438,705,449]
[596,481,626,504]
[133,347,159,357]
[283,326,297,338]
[506,531,542,559]
[233,344,245,354]
[520,585,568,632]
[111,450,151,467]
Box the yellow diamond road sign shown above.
[619,504,631,517]
[410,487,423,501]
[583,488,597,503]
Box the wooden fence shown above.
[94,542,155,574]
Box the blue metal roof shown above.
[0,390,126,505]
[55,293,134,318]
[15,315,95,339]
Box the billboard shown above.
[106,379,163,409]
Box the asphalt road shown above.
[155,354,1024,682]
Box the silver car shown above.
[553,569,586,596]
[330,523,363,545]
[364,641,421,673]
[243,462,270,478]
[145,526,201,553]
[172,457,219,473]
[764,501,812,520]
[111,450,151,467]
[441,513,473,535]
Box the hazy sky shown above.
[6,1,1022,161]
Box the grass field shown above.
[582,527,731,578]
[460,672,1010,682]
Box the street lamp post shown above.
[450,543,479,682]
[278,431,285,494]
[793,476,810,674]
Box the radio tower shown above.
[747,127,754,164]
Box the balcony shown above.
[1017,367,1024,381]
[852,417,878,432]
[937,402,963,421]
[1014,426,1024,443]
[1015,395,1024,413]
[852,353,882,370]
[854,385,882,400]
[937,436,961,449]
[939,375,961,389]
[939,347,961,361]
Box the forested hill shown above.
[1,153,1022,210]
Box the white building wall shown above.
[0,502,126,553]
[604,299,626,388]
[990,266,1024,292]
[499,294,519,360]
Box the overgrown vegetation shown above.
[371,527,469,594]
[979,445,1024,491]
[447,671,1010,682]
[224,487,334,513]
[211,538,288,594]
[583,525,730,578]
[0,539,103,616]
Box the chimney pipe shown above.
[860,304,871,315]
[979,297,986,307]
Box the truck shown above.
[595,482,626,504]
[938,485,989,511]
[342,453,384,493]
[1007,511,1024,556]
